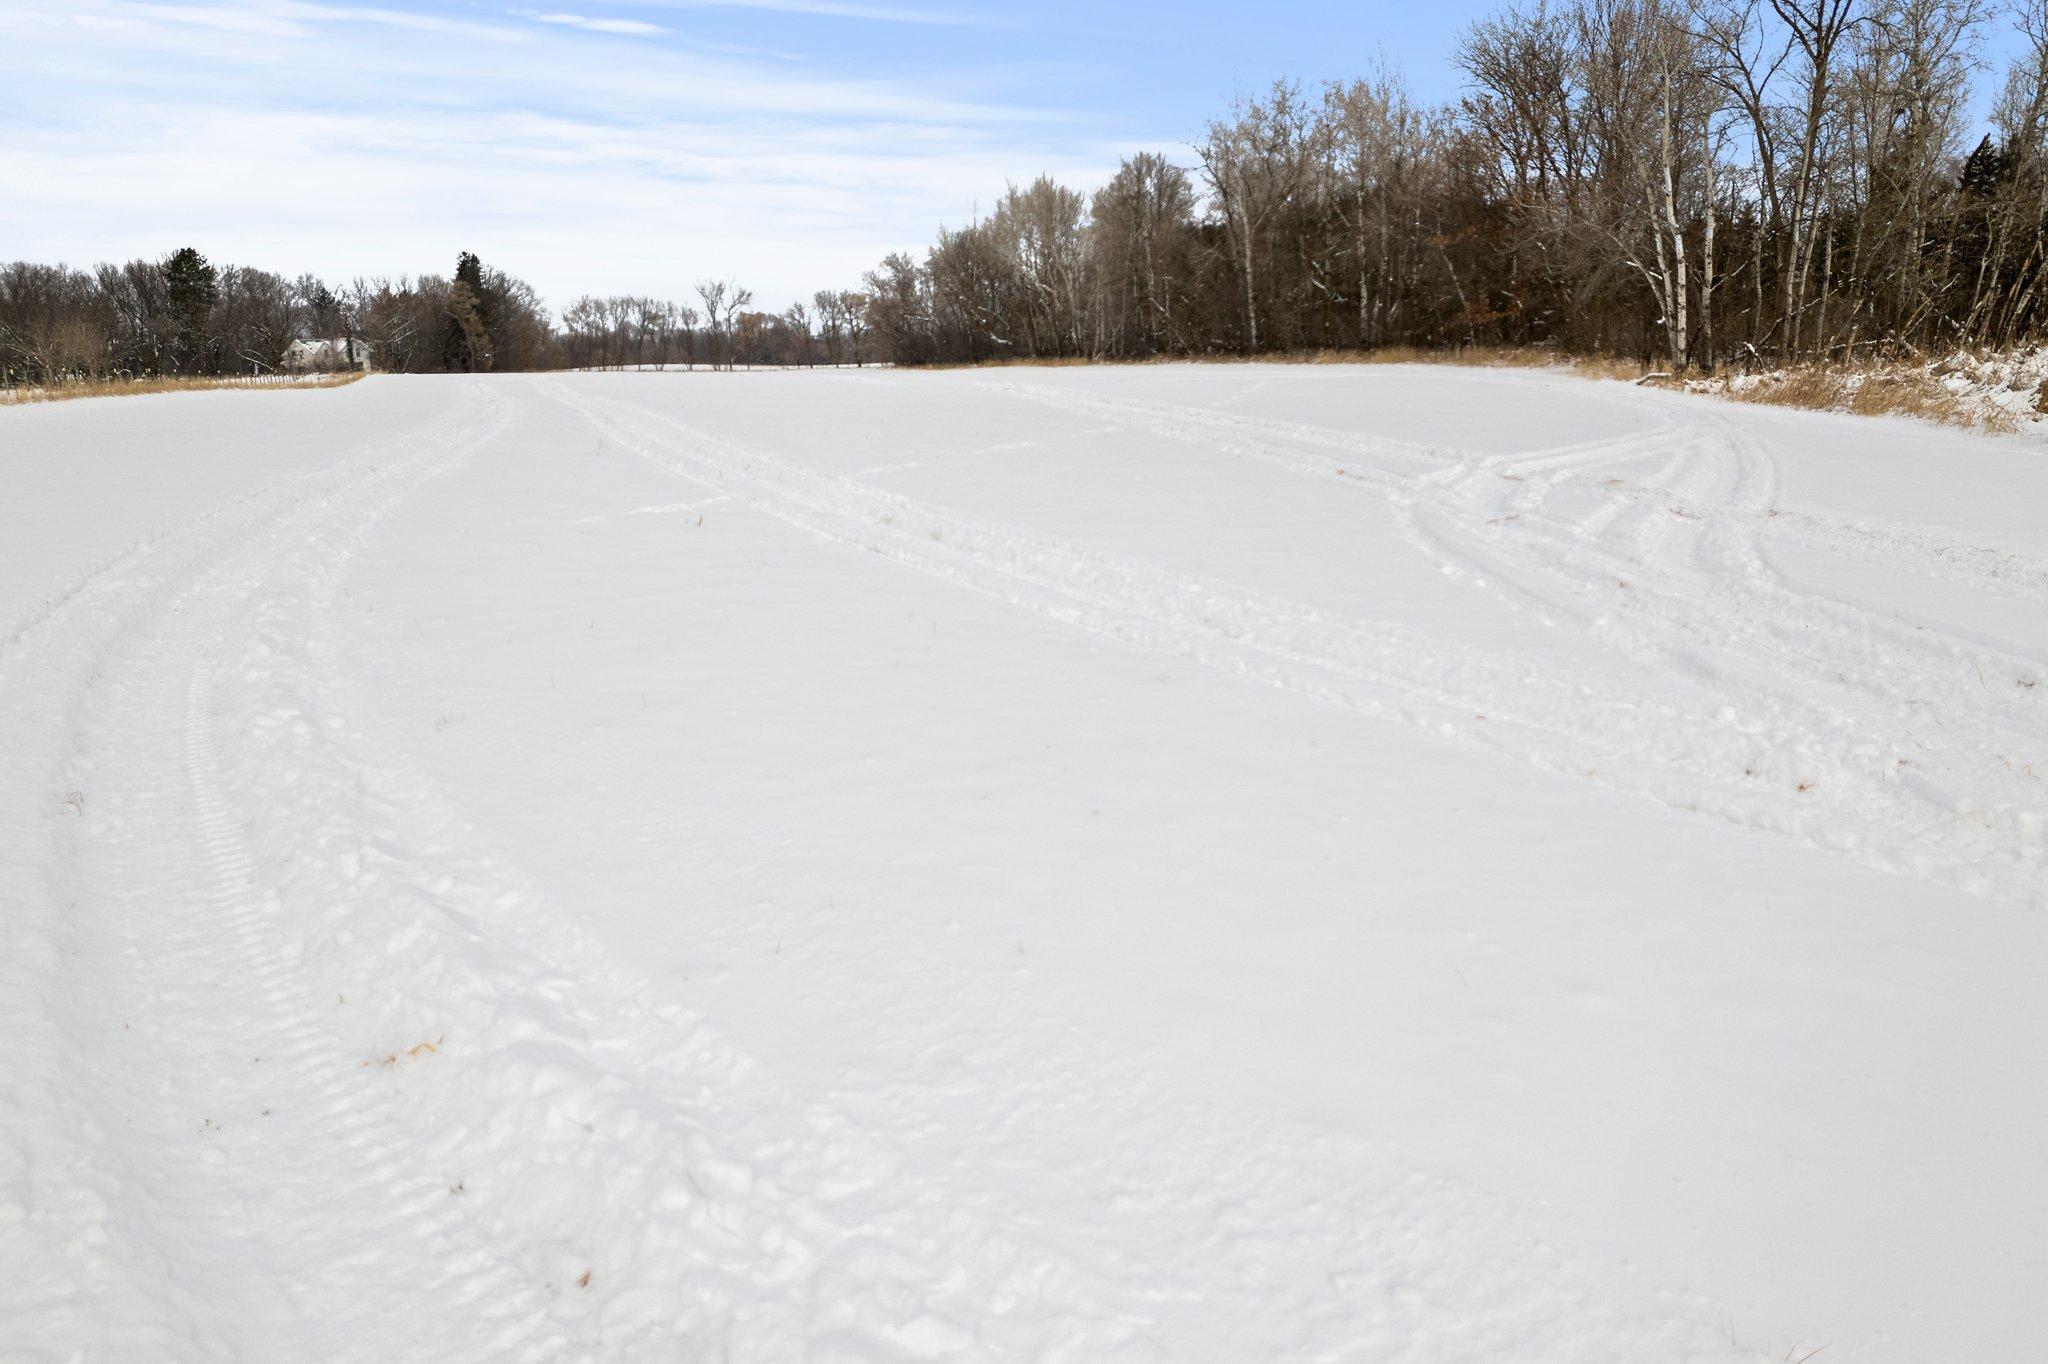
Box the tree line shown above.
[9,0,2048,381]
[554,283,872,370]
[0,246,865,383]
[0,248,555,383]
[870,0,2048,371]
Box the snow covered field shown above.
[2,365,2043,1362]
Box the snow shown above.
[1,365,2043,1362]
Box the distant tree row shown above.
[13,0,2048,380]
[554,284,873,371]
[854,0,2048,371]
[0,249,866,383]
[0,247,551,383]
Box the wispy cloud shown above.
[96,0,530,39]
[614,0,993,25]
[531,12,674,35]
[0,0,1136,307]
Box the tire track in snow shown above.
[975,376,2046,906]
[560,380,2043,909]
[0,437,418,1350]
[969,376,1485,490]
[1405,404,2045,903]
[6,371,2020,1358]
[146,384,1180,1360]
[0,390,576,1358]
[1761,503,2048,603]
[4,382,1176,1361]
[0,461,340,673]
[538,379,1774,1364]
[989,367,2048,617]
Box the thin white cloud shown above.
[532,12,674,34]
[615,0,991,26]
[90,0,529,39]
[513,7,808,57]
[14,2,1042,124]
[87,2,299,36]
[266,1,529,38]
[0,0,1146,308]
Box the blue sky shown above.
[0,1,2022,309]
[1,0,1506,307]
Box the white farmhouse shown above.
[283,337,373,373]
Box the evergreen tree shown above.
[162,246,217,374]
[444,250,494,372]
[1961,136,2012,199]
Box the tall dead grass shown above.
[1345,345,1648,381]
[0,371,366,408]
[1693,364,2020,434]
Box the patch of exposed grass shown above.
[1345,344,1648,381]
[1691,363,2020,435]
[0,371,366,407]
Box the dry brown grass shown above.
[1701,363,2019,434]
[0,371,366,407]
[1345,344,1649,381]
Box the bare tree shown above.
[1200,81,1323,351]
[694,278,754,369]
[1091,153,1197,355]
